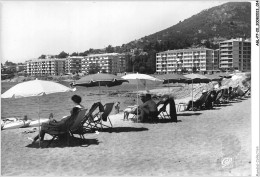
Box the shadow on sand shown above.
[177,112,202,116]
[99,127,149,133]
[156,119,182,123]
[26,137,99,149]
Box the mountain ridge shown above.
[121,1,251,52]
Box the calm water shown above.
[1,81,163,120]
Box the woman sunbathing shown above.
[28,94,84,143]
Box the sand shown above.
[1,96,251,176]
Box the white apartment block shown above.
[65,56,83,74]
[219,39,251,71]
[82,53,126,74]
[26,58,65,76]
[156,48,219,74]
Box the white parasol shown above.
[1,79,76,147]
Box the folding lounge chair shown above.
[123,105,139,121]
[237,87,251,99]
[83,102,104,131]
[72,102,102,137]
[88,102,114,131]
[187,91,209,111]
[213,89,223,106]
[203,91,216,109]
[157,100,170,119]
[157,98,178,122]
[45,109,88,147]
[220,88,229,103]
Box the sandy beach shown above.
[1,96,251,176]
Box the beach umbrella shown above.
[153,73,188,84]
[122,73,163,121]
[204,74,223,82]
[183,73,211,110]
[217,72,232,79]
[71,73,129,100]
[71,73,128,87]
[1,79,76,147]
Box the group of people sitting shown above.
[28,84,250,143]
[185,84,250,111]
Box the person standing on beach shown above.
[28,94,84,143]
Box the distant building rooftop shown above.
[86,53,119,57]
[220,38,251,43]
[157,48,214,54]
[26,58,66,62]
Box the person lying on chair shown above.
[28,95,84,143]
[204,90,216,109]
[185,90,208,111]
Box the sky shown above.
[0,1,227,63]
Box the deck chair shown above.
[82,102,104,131]
[46,109,88,147]
[187,91,209,111]
[123,105,139,121]
[88,102,114,131]
[157,100,170,119]
[71,102,102,137]
[237,86,251,99]
[213,89,224,106]
[220,88,229,103]
[203,91,216,109]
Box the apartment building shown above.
[156,48,219,74]
[65,56,83,74]
[26,58,65,76]
[82,53,126,74]
[219,39,251,71]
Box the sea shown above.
[1,81,166,120]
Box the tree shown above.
[192,66,197,73]
[38,54,46,59]
[70,52,78,56]
[4,60,16,66]
[88,63,101,74]
[139,66,146,73]
[57,51,69,58]
[105,45,114,53]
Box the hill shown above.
[121,2,251,52]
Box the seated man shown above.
[186,90,208,111]
[138,94,158,122]
[124,94,158,122]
